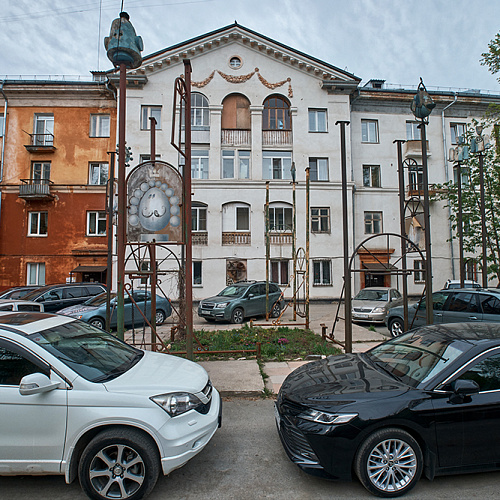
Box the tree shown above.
[481,33,500,82]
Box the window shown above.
[90,114,110,137]
[451,123,467,144]
[361,119,378,143]
[89,162,109,185]
[465,259,477,281]
[453,165,469,186]
[269,205,292,231]
[193,261,202,285]
[34,113,54,146]
[229,56,242,69]
[222,150,250,179]
[191,150,209,179]
[313,260,332,286]
[311,207,330,233]
[87,211,106,236]
[0,344,46,385]
[458,352,500,392]
[309,109,327,132]
[139,154,161,163]
[191,93,209,128]
[479,294,500,315]
[409,166,423,191]
[364,211,382,234]
[263,96,291,130]
[406,121,421,141]
[0,113,4,136]
[27,262,45,286]
[32,161,51,182]
[363,165,381,187]
[221,94,250,130]
[236,206,249,230]
[192,205,207,231]
[271,260,289,285]
[263,151,292,180]
[309,158,329,181]
[28,212,48,236]
[141,106,162,130]
[414,260,425,283]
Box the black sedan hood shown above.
[279,354,410,408]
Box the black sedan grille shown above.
[280,419,319,464]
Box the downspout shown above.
[441,94,458,279]
[0,80,8,229]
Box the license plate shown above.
[355,313,368,319]
[274,403,281,430]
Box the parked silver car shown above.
[0,299,44,312]
[351,287,403,323]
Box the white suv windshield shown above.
[28,321,143,382]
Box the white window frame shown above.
[313,260,332,286]
[27,262,45,286]
[406,121,421,141]
[139,154,161,163]
[414,259,425,283]
[236,206,250,231]
[88,162,109,185]
[192,206,207,231]
[87,211,107,236]
[269,205,292,232]
[191,93,209,128]
[222,150,250,179]
[450,122,467,144]
[191,150,209,179]
[311,207,330,233]
[141,106,162,130]
[32,161,51,182]
[0,113,4,137]
[364,211,383,234]
[90,114,110,137]
[271,260,289,285]
[34,113,54,146]
[193,261,203,286]
[308,109,327,132]
[361,119,379,143]
[28,212,48,236]
[363,164,381,187]
[453,165,470,186]
[263,151,292,180]
[309,158,329,181]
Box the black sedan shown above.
[275,323,500,497]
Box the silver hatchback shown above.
[352,287,403,323]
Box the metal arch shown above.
[124,242,182,271]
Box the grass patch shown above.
[168,324,342,361]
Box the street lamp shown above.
[411,78,435,325]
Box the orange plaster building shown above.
[0,79,117,290]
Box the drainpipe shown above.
[442,94,458,279]
[0,80,8,229]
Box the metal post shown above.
[336,120,351,353]
[149,243,157,351]
[117,63,127,340]
[106,151,116,332]
[292,176,297,320]
[478,152,488,288]
[419,122,433,323]
[183,60,193,360]
[305,167,310,330]
[394,140,408,332]
[265,181,270,320]
[456,161,465,287]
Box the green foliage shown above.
[481,33,500,82]
[168,324,342,361]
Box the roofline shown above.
[141,22,361,82]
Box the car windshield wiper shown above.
[93,351,144,383]
[373,360,402,381]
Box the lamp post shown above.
[411,79,435,324]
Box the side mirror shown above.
[451,379,480,396]
[19,372,61,396]
[247,294,255,299]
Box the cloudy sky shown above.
[1,0,500,92]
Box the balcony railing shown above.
[24,133,56,153]
[222,232,251,245]
[406,183,442,198]
[268,232,293,245]
[192,232,208,245]
[221,129,251,146]
[262,130,292,146]
[19,178,54,199]
[404,140,430,157]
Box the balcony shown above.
[24,133,56,153]
[406,183,442,199]
[268,232,293,245]
[404,140,430,158]
[192,232,208,245]
[221,129,251,146]
[19,178,54,200]
[262,130,292,146]
[222,232,251,245]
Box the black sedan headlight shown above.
[298,409,358,425]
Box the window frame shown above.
[361,119,379,143]
[88,162,109,185]
[34,113,54,146]
[271,260,290,285]
[263,96,291,131]
[222,150,250,179]
[413,259,425,284]
[263,151,292,180]
[308,109,327,133]
[269,205,293,232]
[0,113,4,137]
[364,211,383,234]
[193,261,203,286]
[450,122,467,145]
[313,260,332,286]
[191,205,207,232]
[27,262,45,286]
[87,211,107,236]
[28,211,48,236]
[141,105,162,130]
[406,121,421,141]
[191,149,209,179]
[191,93,210,129]
[89,114,110,138]
[309,158,329,182]
[311,207,330,233]
[31,161,51,182]
[362,164,381,187]
[236,206,250,231]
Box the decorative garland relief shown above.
[190,67,293,98]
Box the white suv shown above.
[0,312,221,499]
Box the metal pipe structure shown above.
[291,162,297,320]
[305,167,310,330]
[394,139,409,332]
[336,120,352,353]
[106,151,116,332]
[117,63,127,340]
[478,151,488,288]
[265,181,270,320]
[456,161,465,287]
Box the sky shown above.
[1,0,500,92]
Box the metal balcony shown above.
[24,133,56,153]
[19,179,54,200]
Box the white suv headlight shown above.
[151,392,203,417]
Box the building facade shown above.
[0,80,117,290]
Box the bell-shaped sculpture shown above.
[104,12,143,69]
[411,79,436,119]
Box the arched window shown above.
[263,96,291,130]
[191,93,209,129]
[221,94,251,130]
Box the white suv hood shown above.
[103,350,209,396]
